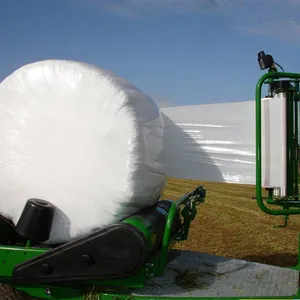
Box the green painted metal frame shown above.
[0,186,205,299]
[255,71,300,216]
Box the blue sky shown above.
[0,0,300,107]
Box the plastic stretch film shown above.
[0,60,166,244]
[161,99,299,185]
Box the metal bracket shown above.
[274,214,289,228]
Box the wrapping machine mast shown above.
[256,50,300,227]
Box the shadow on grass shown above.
[242,253,298,268]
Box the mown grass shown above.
[163,178,300,268]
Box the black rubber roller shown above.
[16,199,55,243]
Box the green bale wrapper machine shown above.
[1,51,300,299]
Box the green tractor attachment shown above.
[256,51,300,227]
[0,187,207,300]
[1,51,300,299]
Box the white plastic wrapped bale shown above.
[0,60,166,244]
[161,99,300,186]
[161,101,257,184]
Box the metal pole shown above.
[294,82,299,198]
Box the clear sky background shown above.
[0,0,300,107]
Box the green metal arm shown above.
[175,186,205,240]
[256,71,300,215]
[157,185,205,275]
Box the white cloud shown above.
[229,0,300,43]
[241,20,300,43]
[77,0,232,17]
[71,0,300,43]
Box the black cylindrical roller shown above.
[131,200,181,253]
[16,199,55,243]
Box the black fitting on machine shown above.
[258,51,274,70]
[0,215,17,245]
[270,80,291,94]
[16,198,55,243]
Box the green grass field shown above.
[163,178,300,268]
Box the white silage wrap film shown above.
[0,60,166,244]
[161,99,300,186]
